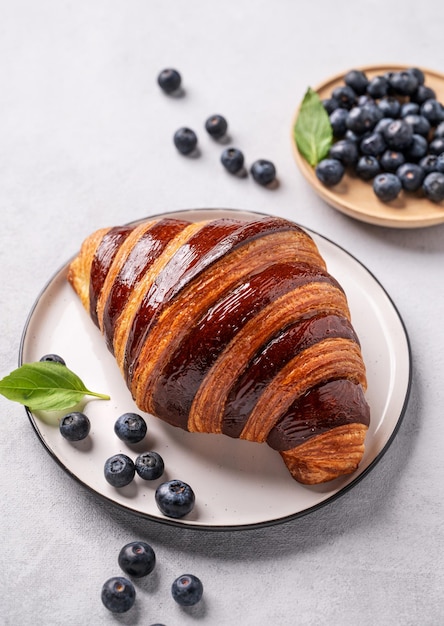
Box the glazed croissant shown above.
[67,215,370,484]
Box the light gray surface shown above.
[1,1,443,624]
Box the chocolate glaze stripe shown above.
[150,265,343,430]
[222,315,359,440]
[89,226,134,327]
[100,219,190,354]
[266,379,370,451]
[240,338,366,443]
[131,229,324,412]
[187,281,351,435]
[114,221,204,375]
[125,217,325,386]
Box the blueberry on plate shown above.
[114,412,147,444]
[419,154,440,175]
[329,108,349,138]
[428,137,444,156]
[155,479,195,518]
[101,576,135,613]
[344,69,369,95]
[135,451,165,480]
[403,114,431,138]
[396,163,425,192]
[382,119,413,151]
[378,96,401,119]
[380,150,405,173]
[423,171,444,202]
[59,412,90,441]
[250,159,276,186]
[331,85,356,110]
[420,99,444,125]
[389,70,419,96]
[174,127,198,155]
[346,104,381,135]
[171,574,203,607]
[373,173,402,202]
[40,354,66,365]
[434,121,444,138]
[104,454,135,488]
[411,84,436,104]
[322,96,340,114]
[315,158,344,187]
[221,147,244,174]
[355,155,381,180]
[409,67,425,86]
[157,68,181,94]
[328,139,358,166]
[359,131,386,157]
[366,75,389,99]
[205,114,228,139]
[404,134,428,161]
[374,117,394,135]
[118,541,156,578]
[400,102,420,118]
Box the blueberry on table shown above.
[101,576,135,613]
[174,127,198,155]
[205,114,228,139]
[171,574,203,606]
[157,68,181,94]
[40,354,66,365]
[373,173,402,202]
[155,479,195,518]
[423,172,444,202]
[135,451,165,480]
[59,412,90,441]
[114,412,147,444]
[221,147,244,174]
[118,541,156,578]
[315,158,344,187]
[355,155,381,180]
[396,163,425,192]
[250,159,276,186]
[104,454,135,488]
[344,69,369,95]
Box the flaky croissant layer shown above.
[68,215,370,484]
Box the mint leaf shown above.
[294,87,333,166]
[0,362,110,411]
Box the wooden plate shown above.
[292,64,444,228]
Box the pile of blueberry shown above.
[315,67,444,203]
[158,68,278,187]
[101,539,203,615]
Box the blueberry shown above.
[429,137,444,156]
[419,154,440,175]
[420,99,444,125]
[373,173,402,202]
[250,159,276,186]
[329,108,349,138]
[171,574,203,607]
[315,158,344,186]
[101,576,135,613]
[434,122,444,138]
[356,155,381,180]
[411,85,436,104]
[360,132,386,157]
[389,70,419,96]
[114,412,147,444]
[322,96,340,114]
[404,134,428,161]
[59,412,90,441]
[357,94,375,106]
[328,139,359,166]
[380,150,405,173]
[403,114,431,138]
[174,127,198,155]
[332,85,356,110]
[423,171,444,202]
[409,67,425,86]
[436,154,444,173]
[221,147,244,174]
[40,353,66,365]
[378,97,401,119]
[396,163,425,192]
[118,541,156,578]
[157,68,181,94]
[400,102,420,118]
[366,75,389,99]
[383,119,413,151]
[155,479,195,518]
[135,451,165,480]
[205,114,228,139]
[344,69,369,95]
[374,117,394,135]
[104,454,135,488]
[346,104,381,135]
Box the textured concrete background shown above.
[1,1,443,624]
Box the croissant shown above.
[67,214,370,484]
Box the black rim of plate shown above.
[19,207,413,531]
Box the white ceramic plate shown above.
[292,64,444,228]
[20,209,411,529]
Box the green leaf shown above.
[294,87,333,166]
[0,362,110,411]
